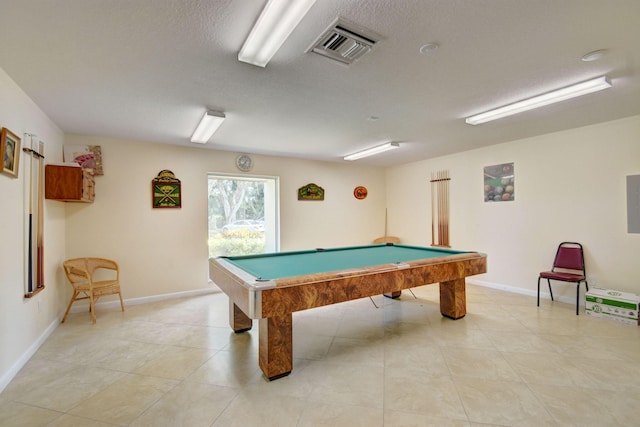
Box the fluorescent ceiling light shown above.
[344,142,399,161]
[238,0,317,67]
[190,110,225,143]
[465,76,612,125]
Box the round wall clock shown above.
[353,186,368,200]
[236,154,253,172]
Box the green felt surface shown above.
[221,244,467,280]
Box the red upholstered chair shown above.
[537,242,588,315]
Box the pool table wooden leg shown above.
[259,313,293,380]
[230,301,253,332]
[439,278,466,319]
[383,291,402,299]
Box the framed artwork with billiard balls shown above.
[484,162,514,202]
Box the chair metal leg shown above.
[537,277,541,306]
[576,283,580,315]
[407,288,417,299]
[547,279,554,301]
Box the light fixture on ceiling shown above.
[238,0,317,67]
[465,75,612,125]
[344,142,399,161]
[190,110,226,143]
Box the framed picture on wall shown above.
[484,162,514,202]
[1,128,21,178]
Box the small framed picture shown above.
[1,128,21,178]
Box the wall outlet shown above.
[588,275,597,287]
[37,300,41,313]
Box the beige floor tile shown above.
[465,311,527,333]
[426,327,496,350]
[186,349,263,388]
[585,386,640,426]
[242,358,317,399]
[129,381,238,427]
[384,368,467,420]
[298,402,384,426]
[3,285,640,427]
[454,377,553,425]
[483,329,559,353]
[10,365,124,412]
[569,356,640,392]
[324,336,385,366]
[44,414,119,427]
[134,345,217,379]
[211,389,307,427]
[2,359,78,400]
[0,398,62,426]
[334,316,386,340]
[538,333,625,361]
[81,339,169,372]
[528,383,624,426]
[441,347,521,381]
[384,338,449,376]
[384,410,471,427]
[68,373,178,425]
[294,312,342,336]
[292,332,334,360]
[306,360,384,407]
[502,352,595,388]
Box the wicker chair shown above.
[61,257,124,323]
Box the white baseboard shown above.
[468,278,584,306]
[68,287,221,313]
[0,286,221,393]
[0,317,58,393]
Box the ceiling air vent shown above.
[307,19,381,65]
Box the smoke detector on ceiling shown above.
[307,18,381,65]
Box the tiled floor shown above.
[2,284,640,426]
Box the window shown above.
[208,174,279,257]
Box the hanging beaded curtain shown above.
[430,170,451,247]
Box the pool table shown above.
[209,243,487,380]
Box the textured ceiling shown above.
[1,0,639,167]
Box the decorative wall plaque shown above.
[298,183,324,200]
[353,186,368,200]
[152,170,181,208]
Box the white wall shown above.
[386,115,640,298]
[0,68,65,390]
[63,134,388,299]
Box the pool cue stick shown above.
[384,208,388,240]
[430,172,435,246]
[36,140,44,288]
[436,172,440,245]
[438,171,444,246]
[444,170,449,246]
[26,135,34,294]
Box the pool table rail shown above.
[209,251,486,319]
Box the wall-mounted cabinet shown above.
[45,165,95,202]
